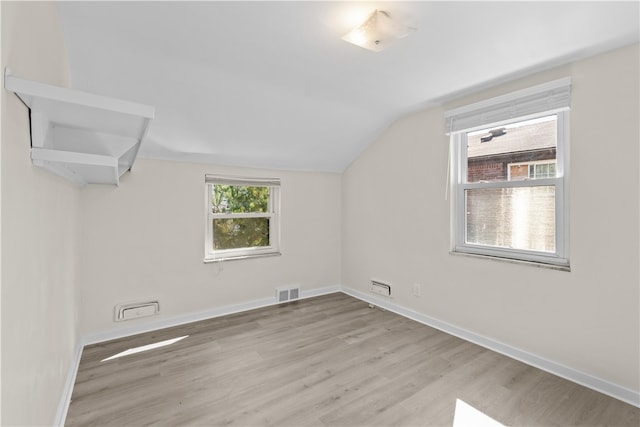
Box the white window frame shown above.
[446,79,570,268]
[204,175,281,262]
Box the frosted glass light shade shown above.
[341,10,410,52]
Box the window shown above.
[205,175,280,262]
[446,79,570,268]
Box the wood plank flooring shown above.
[66,293,639,426]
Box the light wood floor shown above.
[66,293,639,426]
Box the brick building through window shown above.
[467,117,557,183]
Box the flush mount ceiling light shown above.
[342,10,413,52]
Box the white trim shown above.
[203,251,281,263]
[58,284,638,422]
[341,286,639,408]
[449,250,571,272]
[450,248,570,271]
[58,285,338,422]
[462,177,558,190]
[558,111,571,264]
[54,343,83,427]
[81,285,341,346]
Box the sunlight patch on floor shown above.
[453,399,505,427]
[101,335,189,362]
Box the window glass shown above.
[205,178,280,262]
[467,115,557,183]
[465,186,556,253]
[447,79,570,268]
[211,185,269,214]
[212,218,270,250]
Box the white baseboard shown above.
[341,286,640,408]
[301,285,342,299]
[54,342,83,426]
[57,282,637,426]
[81,285,341,346]
[56,285,340,425]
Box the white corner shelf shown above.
[4,68,155,186]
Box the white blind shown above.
[444,77,571,135]
[205,175,280,187]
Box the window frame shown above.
[450,110,570,269]
[204,175,281,262]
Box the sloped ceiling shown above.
[56,1,639,172]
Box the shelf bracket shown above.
[4,67,154,186]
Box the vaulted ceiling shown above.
[56,1,639,172]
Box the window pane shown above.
[213,217,270,250]
[465,186,555,253]
[536,164,548,177]
[509,164,529,180]
[211,185,269,214]
[467,115,557,183]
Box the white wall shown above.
[1,2,79,425]
[342,44,639,394]
[78,159,342,336]
[0,2,636,421]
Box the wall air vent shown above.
[115,301,159,321]
[276,286,300,303]
[370,280,391,296]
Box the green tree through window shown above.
[211,185,271,250]
[205,176,280,262]
[211,185,269,214]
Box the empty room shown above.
[1,1,639,426]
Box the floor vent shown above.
[115,301,159,321]
[276,286,300,303]
[370,280,391,296]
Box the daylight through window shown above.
[446,79,570,268]
[205,175,280,262]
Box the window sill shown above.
[204,251,281,263]
[449,251,570,272]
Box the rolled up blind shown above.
[205,175,280,187]
[444,77,571,135]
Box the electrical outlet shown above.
[412,283,422,297]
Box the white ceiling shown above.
[56,1,639,172]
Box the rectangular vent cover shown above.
[115,301,159,322]
[276,286,300,303]
[370,280,391,296]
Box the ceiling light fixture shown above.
[342,10,413,52]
